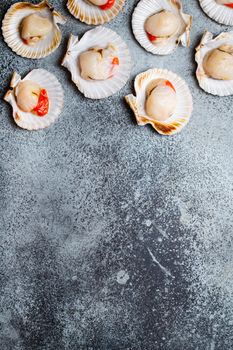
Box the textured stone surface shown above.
[1,0,233,349]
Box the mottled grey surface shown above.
[0,0,233,349]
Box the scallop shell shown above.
[125,68,193,135]
[67,0,125,25]
[4,69,64,130]
[195,31,233,96]
[199,0,233,26]
[132,0,192,55]
[62,26,132,99]
[2,0,66,59]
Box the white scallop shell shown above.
[125,68,193,135]
[4,69,64,130]
[62,27,132,99]
[199,0,233,26]
[67,0,125,25]
[132,0,192,55]
[195,31,233,96]
[2,0,66,59]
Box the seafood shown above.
[199,0,233,25]
[132,0,192,55]
[67,0,125,25]
[4,69,64,130]
[62,27,131,99]
[196,31,233,96]
[2,0,66,59]
[125,69,193,135]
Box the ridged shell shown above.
[67,0,125,25]
[199,0,233,26]
[2,0,66,59]
[195,31,233,96]
[62,27,131,99]
[132,0,192,55]
[4,69,64,130]
[125,68,193,135]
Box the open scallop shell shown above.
[67,0,125,25]
[125,68,193,135]
[132,0,192,55]
[199,0,233,26]
[2,0,66,59]
[62,26,131,99]
[196,31,233,96]
[4,69,64,130]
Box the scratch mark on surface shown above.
[156,226,169,238]
[210,339,215,350]
[148,248,174,279]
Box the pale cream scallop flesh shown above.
[15,80,49,117]
[216,0,233,7]
[145,10,181,43]
[79,45,119,81]
[203,45,233,80]
[20,13,53,46]
[15,80,41,112]
[145,79,177,121]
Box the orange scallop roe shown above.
[112,57,119,65]
[33,89,49,117]
[99,0,115,10]
[165,80,176,92]
[146,31,157,42]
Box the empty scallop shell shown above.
[67,0,125,25]
[2,0,66,59]
[132,0,192,55]
[125,68,193,135]
[4,69,64,130]
[196,31,233,96]
[62,26,131,99]
[199,0,233,26]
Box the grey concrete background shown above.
[0,0,233,349]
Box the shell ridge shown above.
[67,0,125,25]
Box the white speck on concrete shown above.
[145,219,152,227]
[117,270,130,285]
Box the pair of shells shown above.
[125,69,193,135]
[67,0,125,25]
[4,69,64,130]
[4,26,130,130]
[2,0,65,59]
[132,0,192,55]
[196,31,233,96]
[200,0,233,26]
